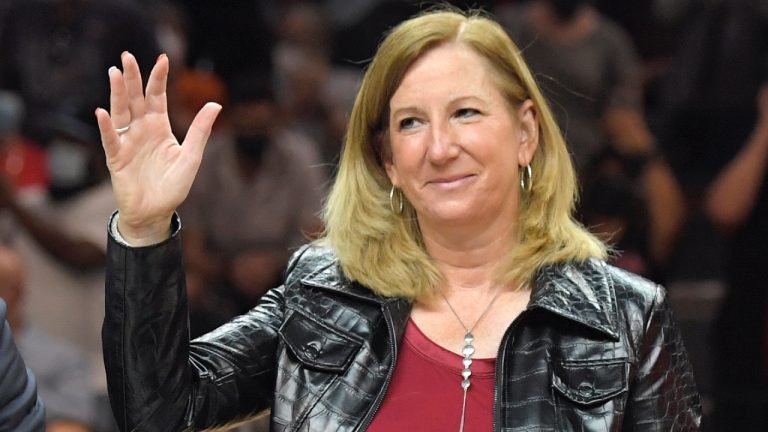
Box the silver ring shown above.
[115,124,130,135]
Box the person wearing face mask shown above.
[179,74,325,338]
[0,112,116,431]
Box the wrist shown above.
[117,214,173,246]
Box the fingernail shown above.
[157,53,167,62]
[121,51,129,59]
[108,66,117,74]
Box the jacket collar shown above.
[529,258,619,340]
[295,247,618,341]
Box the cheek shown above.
[389,137,423,173]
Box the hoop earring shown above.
[520,164,532,192]
[389,186,404,214]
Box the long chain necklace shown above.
[439,289,503,432]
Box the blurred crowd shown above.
[0,0,765,430]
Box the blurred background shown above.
[0,0,765,430]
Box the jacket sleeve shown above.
[624,285,702,431]
[0,300,45,432]
[102,214,289,432]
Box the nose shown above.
[426,120,460,164]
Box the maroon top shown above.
[368,318,496,431]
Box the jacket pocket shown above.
[552,358,629,431]
[279,308,363,373]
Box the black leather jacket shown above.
[103,219,702,431]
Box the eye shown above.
[455,108,480,118]
[398,117,421,131]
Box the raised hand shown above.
[95,52,221,246]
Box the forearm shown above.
[8,201,104,270]
[705,122,768,231]
[103,215,192,431]
[642,159,686,264]
[103,214,280,431]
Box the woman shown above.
[95,9,701,431]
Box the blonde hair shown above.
[322,8,606,300]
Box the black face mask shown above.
[235,133,270,162]
[549,0,587,22]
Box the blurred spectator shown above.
[0,92,48,199]
[171,0,273,79]
[650,1,768,428]
[0,245,96,431]
[180,75,325,338]
[0,0,159,144]
[0,91,49,244]
[496,0,654,173]
[582,147,683,280]
[273,2,361,177]
[704,84,768,431]
[497,0,685,275]
[152,1,227,139]
[0,112,115,430]
[654,0,768,195]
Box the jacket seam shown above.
[119,243,128,432]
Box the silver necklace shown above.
[439,289,502,432]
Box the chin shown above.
[417,203,478,227]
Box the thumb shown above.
[182,102,222,162]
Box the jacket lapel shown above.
[529,258,620,341]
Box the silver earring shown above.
[520,164,532,192]
[389,186,404,214]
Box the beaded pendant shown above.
[458,331,476,431]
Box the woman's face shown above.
[385,43,538,232]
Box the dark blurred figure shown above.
[151,1,228,140]
[273,2,360,177]
[0,297,45,432]
[0,0,159,144]
[173,0,272,79]
[0,245,96,432]
[497,0,685,266]
[651,1,768,429]
[179,75,325,338]
[582,149,651,279]
[328,0,494,67]
[704,85,768,431]
[594,0,690,98]
[496,0,649,171]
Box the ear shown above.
[384,159,400,187]
[516,99,539,166]
[381,133,400,187]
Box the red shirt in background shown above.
[368,318,496,431]
[0,136,49,192]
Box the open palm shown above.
[95,52,221,245]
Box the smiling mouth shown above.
[427,174,475,188]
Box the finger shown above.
[182,103,222,164]
[145,54,169,114]
[121,51,145,119]
[95,108,120,161]
[108,66,131,130]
